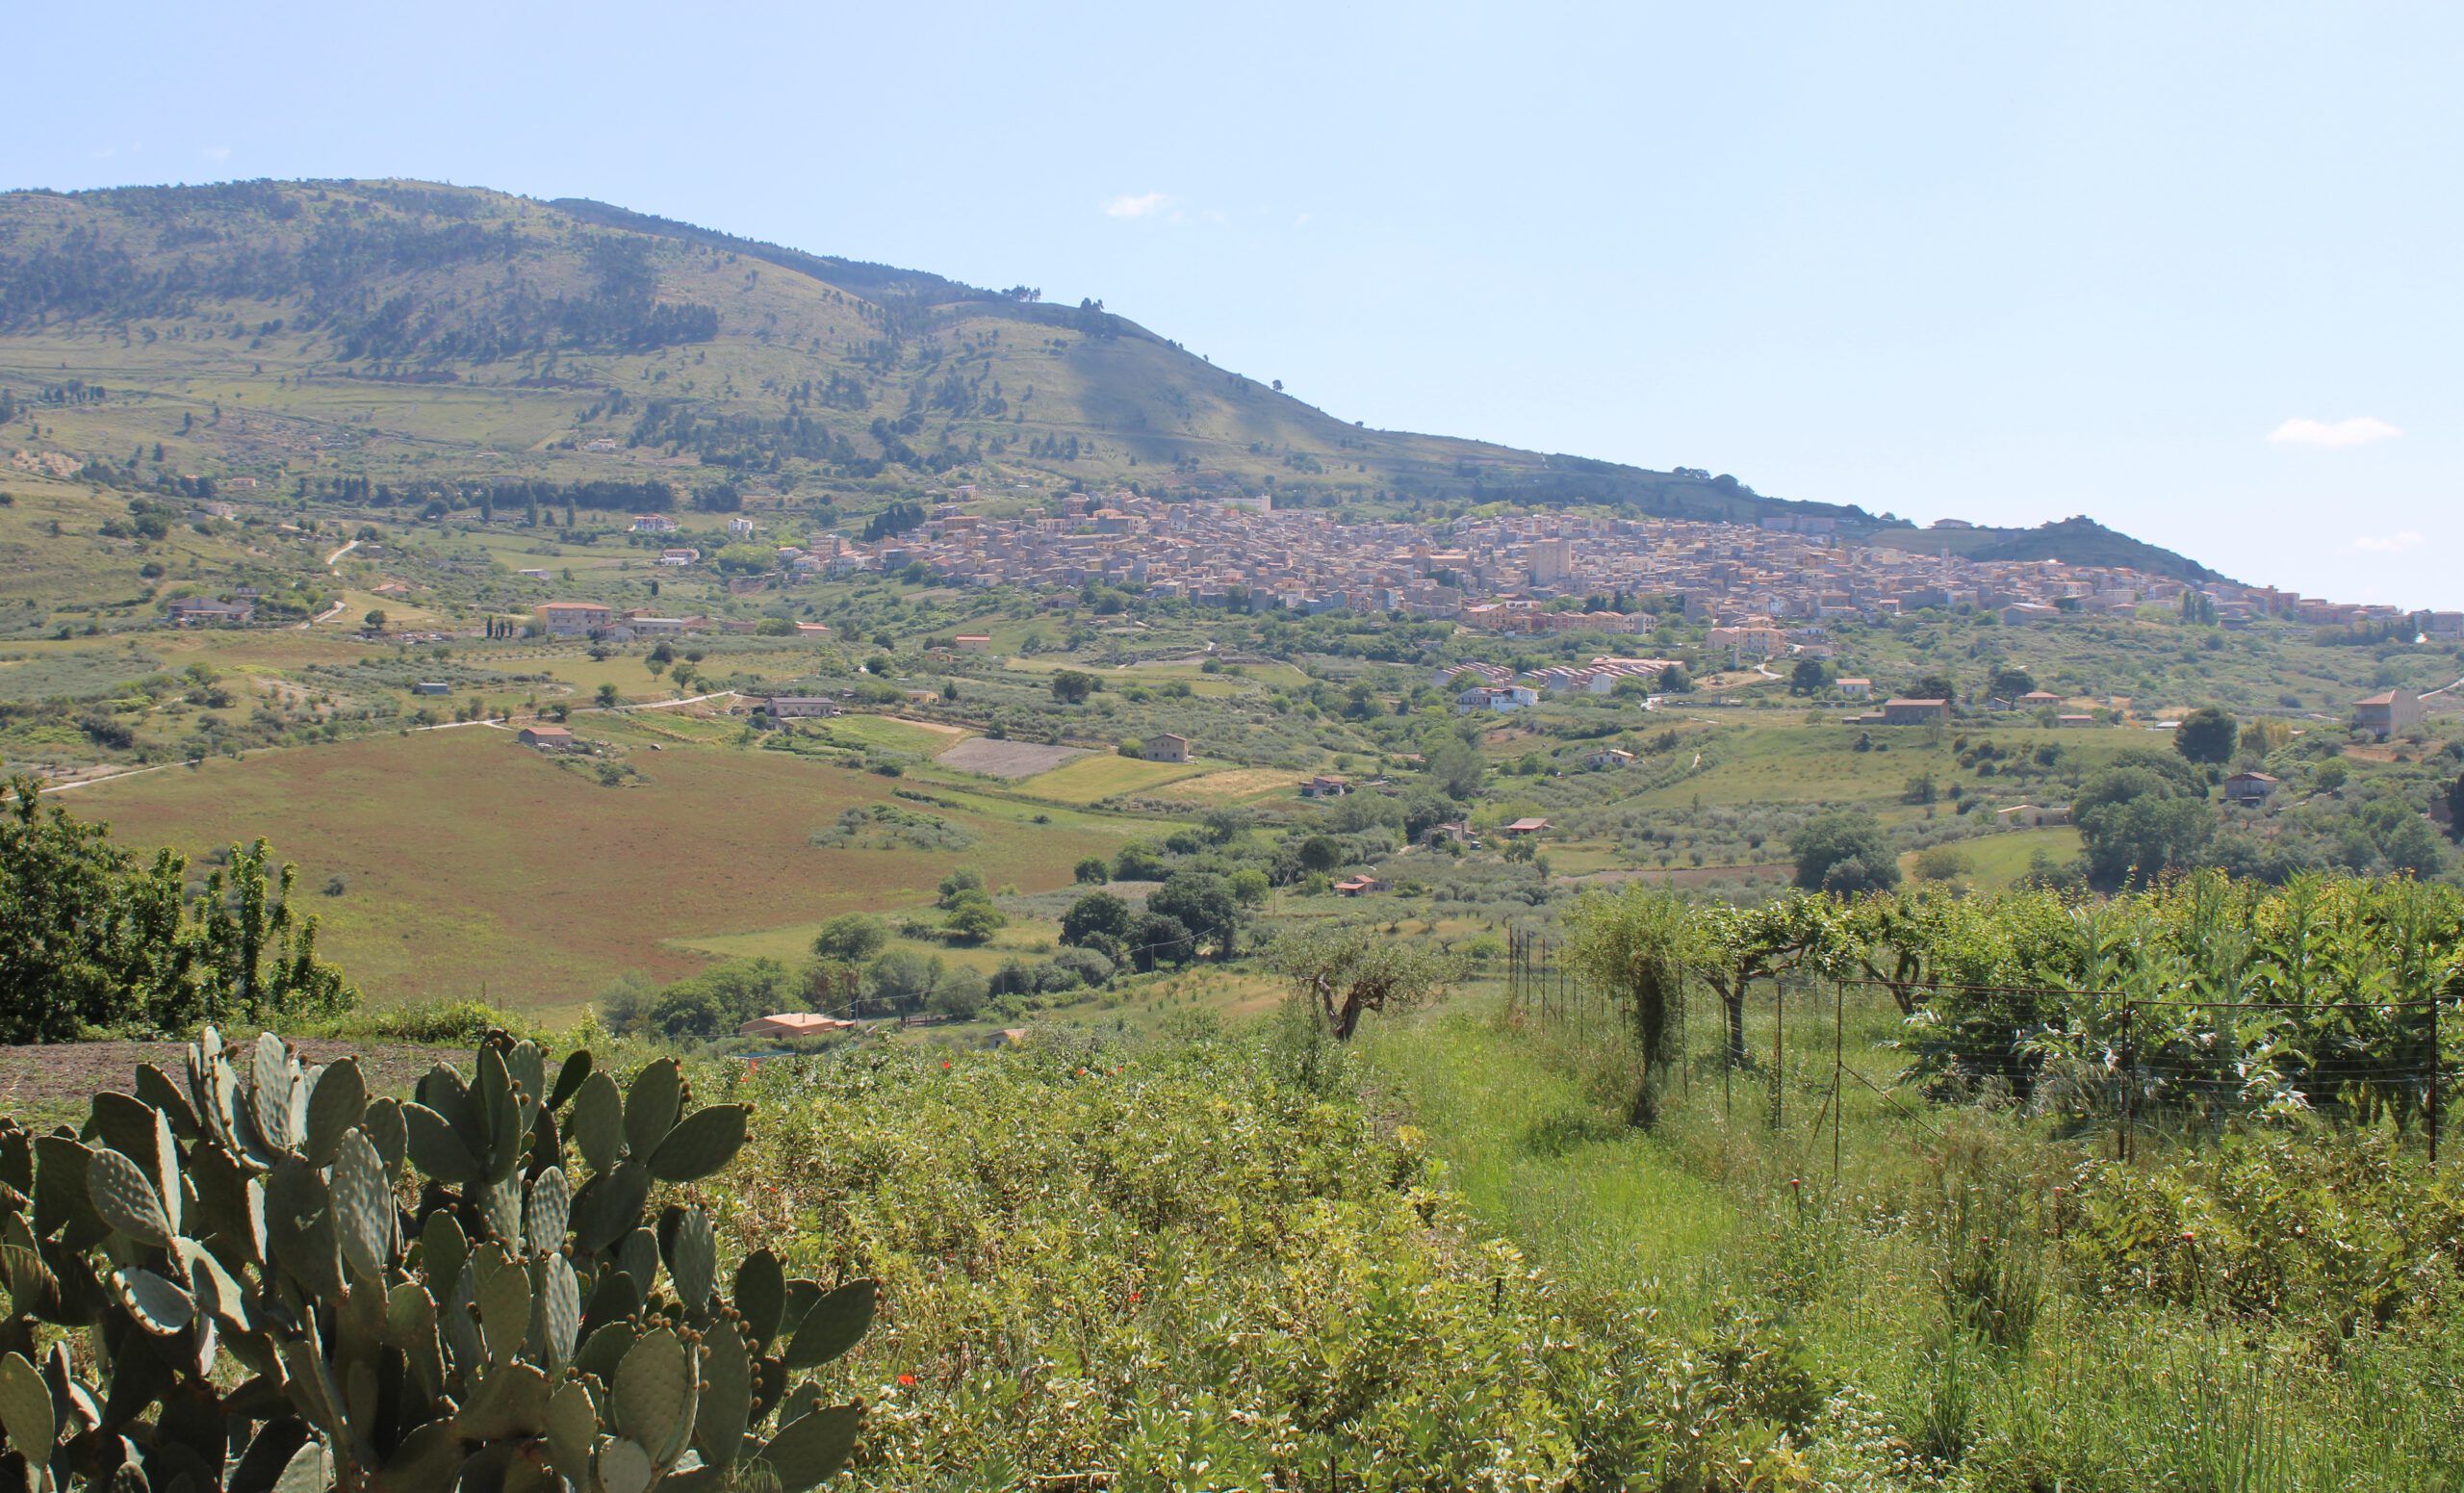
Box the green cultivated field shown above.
[1948,824,2085,887]
[1015,751,1217,802]
[815,714,965,756]
[1629,717,2146,811]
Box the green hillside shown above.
[1865,515,2229,583]
[0,176,2161,550]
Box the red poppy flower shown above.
[1127,1291,1142,1304]
[897,1374,916,1387]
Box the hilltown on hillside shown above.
[646,490,2460,638]
[160,487,2460,661]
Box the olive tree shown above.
[2173,706,2238,765]
[1270,926,1460,1041]
[1787,810,1900,896]
[1565,885,1693,1127]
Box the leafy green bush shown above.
[2064,1130,2464,1330]
[1,779,353,1042]
[326,997,545,1045]
[730,1034,1596,1486]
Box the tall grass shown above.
[1360,1002,1742,1315]
[1365,991,2464,1491]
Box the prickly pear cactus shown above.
[0,1030,874,1493]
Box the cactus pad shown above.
[644,1104,751,1184]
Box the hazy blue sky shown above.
[15,2,2459,608]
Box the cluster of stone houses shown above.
[157,485,2446,648]
[165,598,256,627]
[803,490,2428,636]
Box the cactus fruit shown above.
[0,1031,873,1492]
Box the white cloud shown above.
[1101,192,1168,219]
[2348,531,2425,553]
[2268,416,2400,448]
[202,145,231,162]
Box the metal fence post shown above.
[1772,978,1785,1129]
[1538,938,1549,1024]
[2121,1001,2136,1164]
[1834,979,1845,1188]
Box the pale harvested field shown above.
[937,738,1089,779]
[1163,768,1301,802]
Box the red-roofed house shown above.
[2351,690,2422,739]
[736,1013,860,1040]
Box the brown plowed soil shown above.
[0,1040,459,1125]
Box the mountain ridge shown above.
[0,177,2223,580]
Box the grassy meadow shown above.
[1012,750,1218,802]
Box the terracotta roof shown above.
[736,1013,857,1038]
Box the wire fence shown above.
[1501,930,2453,1177]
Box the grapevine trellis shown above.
[1521,873,2464,1180]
